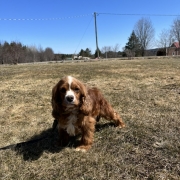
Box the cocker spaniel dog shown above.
[52,76,125,152]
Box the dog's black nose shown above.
[66,95,74,102]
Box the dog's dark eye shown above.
[74,87,79,93]
[60,88,66,93]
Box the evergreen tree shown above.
[85,48,91,57]
[78,48,91,57]
[78,49,85,57]
[125,30,141,57]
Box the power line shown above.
[0,14,92,21]
[1,13,179,21]
[73,16,93,55]
[98,12,180,17]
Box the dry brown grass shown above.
[0,59,180,179]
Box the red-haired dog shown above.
[52,76,125,152]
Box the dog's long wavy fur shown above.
[52,76,125,151]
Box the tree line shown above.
[0,42,54,64]
[72,46,123,59]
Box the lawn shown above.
[0,58,180,179]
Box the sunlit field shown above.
[0,58,180,179]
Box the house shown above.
[167,42,180,56]
[144,42,180,57]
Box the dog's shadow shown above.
[14,120,115,161]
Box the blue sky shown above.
[0,0,179,54]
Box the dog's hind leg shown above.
[100,101,125,128]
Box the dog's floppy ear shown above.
[51,82,62,119]
[79,84,92,115]
[52,83,60,105]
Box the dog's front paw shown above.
[75,145,91,152]
[75,147,87,153]
[118,123,125,128]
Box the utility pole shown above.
[94,12,99,58]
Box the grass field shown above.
[0,59,180,179]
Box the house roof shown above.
[171,42,179,48]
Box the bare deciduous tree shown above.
[101,46,108,56]
[125,49,135,59]
[2,42,14,64]
[38,46,45,62]
[113,44,120,58]
[44,47,54,61]
[171,17,180,44]
[134,17,155,56]
[101,44,120,58]
[157,29,174,55]
[27,45,39,63]
[9,42,26,64]
[101,46,112,58]
[157,29,173,48]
